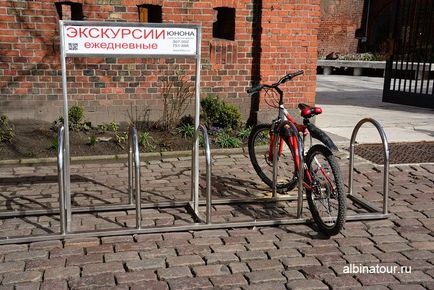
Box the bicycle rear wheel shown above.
[248,124,297,193]
[305,144,346,236]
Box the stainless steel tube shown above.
[57,126,66,235]
[348,118,389,214]
[272,125,279,198]
[131,127,142,229]
[198,125,212,224]
[128,126,134,205]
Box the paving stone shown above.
[242,282,286,290]
[229,262,250,273]
[281,257,321,269]
[222,236,246,245]
[389,285,426,290]
[301,265,335,279]
[115,241,157,252]
[85,244,113,254]
[283,270,305,281]
[130,280,169,290]
[167,255,204,267]
[237,251,267,261]
[247,259,284,271]
[0,245,28,255]
[344,254,380,264]
[401,249,434,260]
[2,271,42,285]
[126,258,166,271]
[300,246,340,256]
[194,230,229,238]
[211,244,246,253]
[205,253,239,265]
[44,266,80,280]
[40,280,68,290]
[82,262,124,276]
[356,273,399,286]
[115,270,156,284]
[267,248,301,259]
[66,253,103,266]
[245,270,286,284]
[4,250,48,262]
[50,247,84,258]
[14,282,41,290]
[0,261,25,273]
[68,273,116,289]
[210,273,248,288]
[317,255,347,266]
[157,266,192,280]
[176,244,211,256]
[394,270,433,283]
[286,279,328,290]
[190,237,222,246]
[193,264,231,277]
[104,250,140,262]
[29,240,63,251]
[140,248,177,258]
[64,237,100,248]
[246,242,276,251]
[377,243,413,253]
[323,275,361,289]
[166,277,213,290]
[101,235,134,244]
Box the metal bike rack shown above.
[346,118,390,221]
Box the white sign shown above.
[63,24,198,56]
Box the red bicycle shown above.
[247,71,346,236]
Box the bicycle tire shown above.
[305,144,346,236]
[248,123,297,193]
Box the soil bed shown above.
[0,120,244,160]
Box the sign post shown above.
[59,21,201,232]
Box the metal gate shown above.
[383,0,434,108]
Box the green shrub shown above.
[216,130,242,148]
[238,126,252,140]
[178,123,195,139]
[0,115,14,142]
[87,135,97,146]
[139,131,156,151]
[69,105,84,125]
[201,95,241,129]
[50,136,59,151]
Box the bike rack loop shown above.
[57,126,66,235]
[273,120,304,219]
[191,124,212,224]
[129,127,142,229]
[348,118,390,215]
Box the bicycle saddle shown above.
[298,103,323,118]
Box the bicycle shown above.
[247,70,346,236]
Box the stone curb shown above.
[0,147,247,167]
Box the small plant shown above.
[0,114,14,143]
[114,131,128,147]
[110,121,120,132]
[201,95,241,129]
[87,135,97,146]
[178,123,195,139]
[139,131,156,151]
[97,124,108,132]
[238,126,252,140]
[69,105,84,125]
[51,105,90,131]
[50,136,59,151]
[216,130,242,148]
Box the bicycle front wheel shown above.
[248,124,297,193]
[305,144,346,236]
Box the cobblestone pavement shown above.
[0,150,433,289]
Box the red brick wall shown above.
[0,0,320,124]
[318,0,364,57]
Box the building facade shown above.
[0,0,320,124]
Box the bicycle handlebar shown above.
[247,70,304,95]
